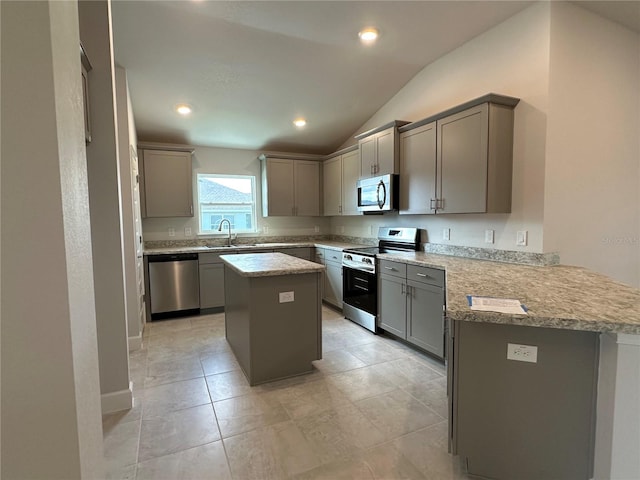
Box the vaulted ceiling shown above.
[111,1,639,155]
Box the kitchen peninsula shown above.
[376,251,640,480]
[220,252,325,386]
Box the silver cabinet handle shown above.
[384,266,396,270]
[416,273,427,277]
[430,198,437,211]
[338,205,342,213]
[401,284,405,295]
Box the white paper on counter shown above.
[468,296,528,315]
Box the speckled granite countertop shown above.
[378,252,640,335]
[220,252,325,277]
[144,241,364,256]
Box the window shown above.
[197,174,257,234]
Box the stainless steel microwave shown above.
[356,174,399,213]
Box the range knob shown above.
[344,254,353,261]
[362,257,372,264]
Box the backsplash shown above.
[422,243,560,266]
[144,235,558,266]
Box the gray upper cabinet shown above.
[399,94,518,215]
[322,147,360,217]
[356,121,408,178]
[323,155,342,216]
[261,157,320,217]
[399,122,437,214]
[437,104,490,214]
[140,149,193,218]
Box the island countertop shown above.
[220,252,325,277]
[377,252,640,335]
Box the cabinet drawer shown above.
[407,264,444,287]
[199,252,233,264]
[379,260,406,279]
[325,250,342,264]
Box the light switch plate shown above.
[314,225,320,233]
[184,227,192,236]
[516,230,528,246]
[279,291,294,303]
[263,225,269,234]
[507,343,538,363]
[168,228,176,237]
[485,229,495,244]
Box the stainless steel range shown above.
[342,227,420,332]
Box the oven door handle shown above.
[353,284,370,291]
[376,180,386,209]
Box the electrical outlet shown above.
[184,227,192,237]
[516,230,528,247]
[507,343,538,363]
[168,228,175,237]
[485,229,495,244]
[263,225,269,234]
[339,226,345,234]
[279,291,294,303]
[370,225,375,236]
[314,225,320,233]
[442,228,450,241]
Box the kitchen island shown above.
[220,252,325,386]
[377,251,640,480]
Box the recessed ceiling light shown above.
[293,118,307,128]
[175,104,192,115]
[358,28,379,43]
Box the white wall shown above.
[1,1,104,477]
[79,0,131,410]
[142,146,331,241]
[334,3,551,253]
[115,66,142,343]
[544,2,640,287]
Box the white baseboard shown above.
[128,334,143,351]
[101,382,133,415]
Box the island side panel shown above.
[454,320,599,480]
[248,272,321,385]
[223,266,252,379]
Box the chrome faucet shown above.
[217,219,232,246]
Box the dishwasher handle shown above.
[147,253,199,262]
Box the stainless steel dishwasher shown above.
[147,253,200,318]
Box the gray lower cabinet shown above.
[199,252,231,309]
[379,274,407,337]
[407,280,445,357]
[323,250,343,309]
[378,259,445,358]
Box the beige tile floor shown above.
[102,306,471,479]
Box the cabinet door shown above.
[323,156,342,216]
[437,104,488,214]
[379,274,407,338]
[341,150,360,215]
[399,122,437,215]
[265,159,295,216]
[324,260,343,308]
[359,135,376,178]
[407,280,445,357]
[199,263,225,308]
[142,150,193,218]
[375,128,396,175]
[294,161,320,216]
